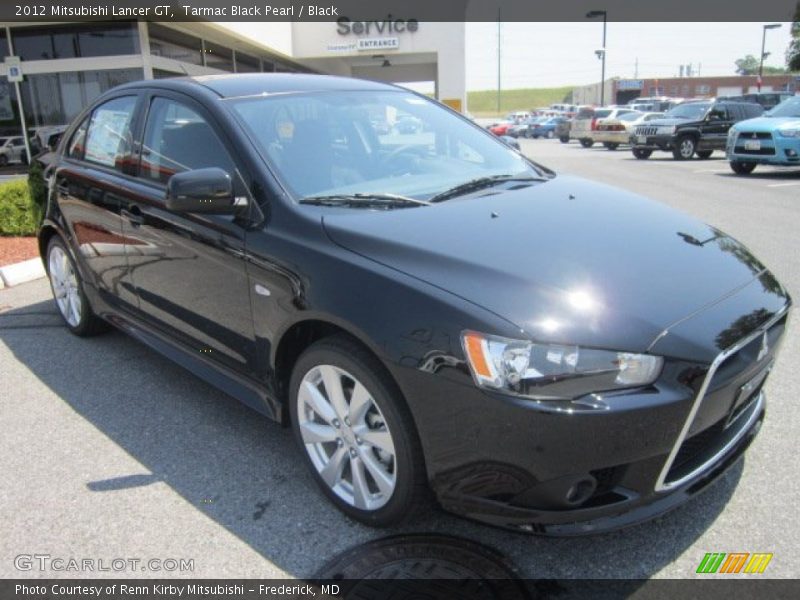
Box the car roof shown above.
[114,73,400,99]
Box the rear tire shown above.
[46,236,108,337]
[559,136,569,144]
[730,161,756,175]
[673,135,696,160]
[696,150,713,159]
[603,142,619,151]
[632,148,652,160]
[579,138,594,148]
[289,334,429,527]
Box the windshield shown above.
[230,90,547,201]
[766,97,800,118]
[665,103,711,119]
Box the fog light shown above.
[786,149,798,157]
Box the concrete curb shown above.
[0,257,46,288]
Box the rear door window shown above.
[67,118,89,159]
[83,96,138,171]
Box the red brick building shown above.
[614,74,799,104]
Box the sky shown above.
[465,22,796,90]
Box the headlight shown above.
[657,126,676,135]
[462,331,663,400]
[776,127,800,138]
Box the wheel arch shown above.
[272,316,405,417]
[37,221,63,267]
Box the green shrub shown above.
[0,179,37,236]
[28,161,47,226]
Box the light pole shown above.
[587,10,607,106]
[758,23,781,91]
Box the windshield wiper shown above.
[299,192,431,209]
[429,174,548,203]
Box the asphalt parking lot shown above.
[1,140,799,580]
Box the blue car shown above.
[529,117,565,139]
[726,96,800,174]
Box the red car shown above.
[489,121,513,136]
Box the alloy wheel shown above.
[48,245,82,327]
[679,138,695,159]
[297,364,397,511]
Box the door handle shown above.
[121,206,144,226]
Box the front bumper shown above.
[727,130,800,166]
[631,134,674,151]
[438,394,764,535]
[388,291,789,535]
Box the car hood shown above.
[322,176,772,353]
[733,116,800,131]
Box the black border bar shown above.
[1,0,798,22]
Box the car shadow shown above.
[715,168,800,180]
[1,297,744,581]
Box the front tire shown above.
[579,138,594,148]
[559,136,569,144]
[603,142,619,151]
[730,161,756,175]
[673,135,696,160]
[632,148,652,159]
[696,150,713,159]
[46,236,108,336]
[289,335,428,527]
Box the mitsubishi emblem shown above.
[757,331,769,361]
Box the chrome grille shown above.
[655,306,789,492]
[731,131,776,156]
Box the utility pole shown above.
[586,10,608,106]
[496,9,501,115]
[759,24,781,91]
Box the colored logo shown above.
[696,552,773,574]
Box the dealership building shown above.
[573,74,799,106]
[0,20,466,148]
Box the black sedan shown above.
[39,74,790,534]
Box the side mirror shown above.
[165,167,244,214]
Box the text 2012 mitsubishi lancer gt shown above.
[39,74,790,535]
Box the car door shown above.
[702,104,733,150]
[121,91,257,378]
[54,94,143,311]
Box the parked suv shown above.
[39,75,789,534]
[571,107,636,148]
[631,100,763,160]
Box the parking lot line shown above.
[766,182,800,188]
[692,169,730,173]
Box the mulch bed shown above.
[0,236,39,267]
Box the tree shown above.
[735,54,760,75]
[735,54,788,76]
[788,4,800,71]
